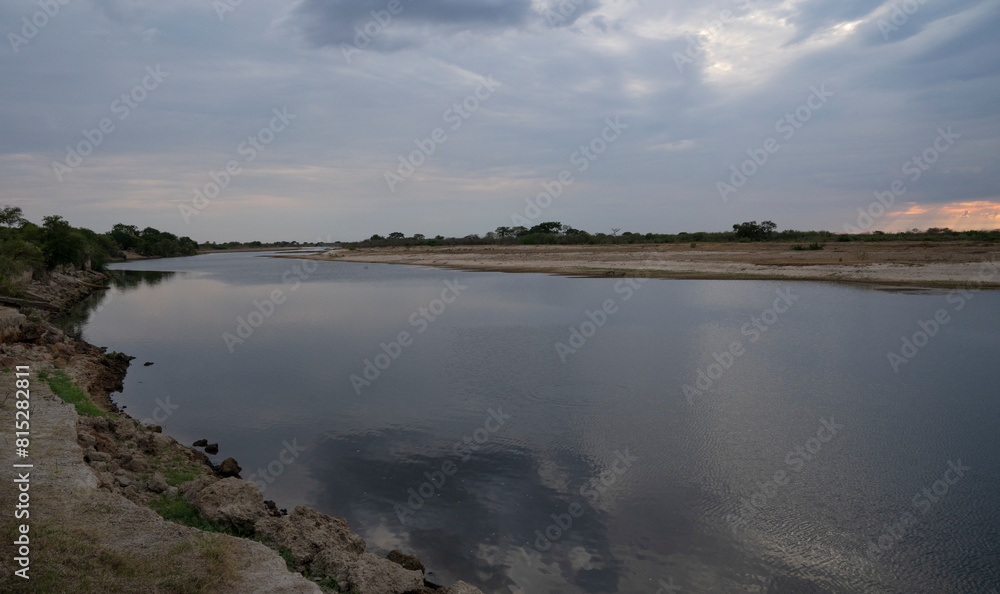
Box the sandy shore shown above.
[287,242,1000,290]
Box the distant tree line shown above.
[0,206,199,295]
[351,220,1000,249]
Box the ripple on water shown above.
[524,381,634,408]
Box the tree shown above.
[110,223,140,250]
[388,232,405,239]
[413,234,425,240]
[0,206,24,228]
[528,221,563,235]
[41,215,84,268]
[495,226,512,238]
[732,220,777,242]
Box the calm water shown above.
[69,251,1000,593]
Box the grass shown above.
[150,453,203,487]
[37,370,107,417]
[791,242,825,251]
[149,494,225,533]
[149,494,255,538]
[14,515,236,594]
[277,546,296,571]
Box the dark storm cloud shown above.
[287,0,604,48]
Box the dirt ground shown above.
[294,242,1000,289]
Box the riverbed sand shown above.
[285,242,1000,290]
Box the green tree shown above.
[41,215,85,268]
[732,220,777,242]
[0,206,24,228]
[110,223,140,250]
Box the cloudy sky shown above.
[2,0,998,242]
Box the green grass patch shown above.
[149,494,222,533]
[37,370,107,417]
[148,453,203,487]
[277,546,296,571]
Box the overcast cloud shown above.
[2,0,998,241]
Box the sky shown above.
[1,0,999,243]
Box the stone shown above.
[127,457,148,473]
[312,548,359,584]
[386,550,425,573]
[217,457,242,478]
[193,439,208,447]
[148,424,163,433]
[96,471,115,490]
[0,307,26,342]
[77,431,96,448]
[346,553,423,594]
[255,507,366,576]
[92,433,117,455]
[86,450,111,464]
[204,443,219,455]
[189,477,267,533]
[115,473,132,488]
[112,417,137,441]
[264,500,282,517]
[148,472,169,494]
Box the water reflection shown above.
[60,270,174,339]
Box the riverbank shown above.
[0,270,482,594]
[292,242,1000,289]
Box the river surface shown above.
[67,251,1000,593]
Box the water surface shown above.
[69,251,1000,593]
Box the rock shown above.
[217,457,242,478]
[193,439,208,447]
[143,361,154,366]
[115,473,132,488]
[127,457,148,473]
[148,424,163,433]
[443,581,485,594]
[166,486,179,498]
[90,461,108,472]
[346,553,423,594]
[387,550,425,573]
[312,548,360,583]
[189,477,267,533]
[96,471,115,490]
[0,307,26,342]
[264,500,282,517]
[92,433,117,455]
[150,433,173,454]
[255,507,366,577]
[204,443,219,455]
[147,472,169,494]
[179,475,219,500]
[77,431,96,448]
[54,357,68,368]
[112,417,137,441]
[85,450,112,464]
